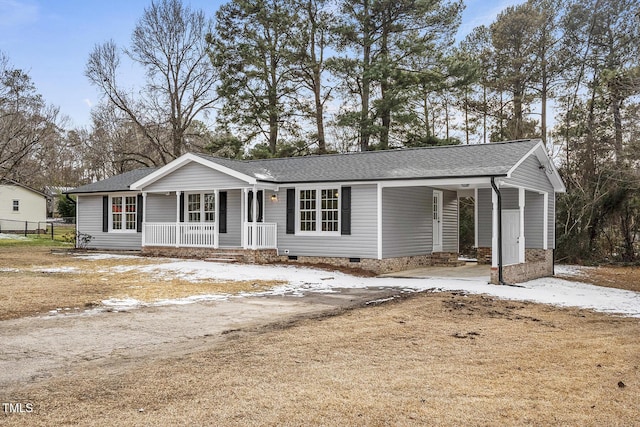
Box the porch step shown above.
[205,252,246,263]
[206,257,240,263]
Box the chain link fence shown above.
[0,218,76,241]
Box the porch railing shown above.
[144,222,216,248]
[244,222,277,249]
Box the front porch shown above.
[140,188,278,251]
[142,221,277,250]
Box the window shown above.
[299,189,316,231]
[112,196,137,231]
[321,189,339,231]
[12,200,19,212]
[298,188,339,233]
[186,193,215,222]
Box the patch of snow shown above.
[75,253,143,261]
[0,233,28,240]
[102,298,144,309]
[554,264,593,277]
[0,267,19,272]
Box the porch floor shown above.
[379,262,490,280]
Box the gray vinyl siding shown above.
[549,193,555,248]
[220,189,242,247]
[508,154,554,193]
[477,188,492,248]
[146,193,176,222]
[275,184,377,258]
[77,194,142,250]
[477,187,555,249]
[144,162,247,192]
[382,187,431,258]
[525,192,544,248]
[442,190,458,252]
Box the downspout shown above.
[490,177,506,286]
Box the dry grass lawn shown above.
[4,292,639,426]
[0,247,282,320]
[1,245,639,425]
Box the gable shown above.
[506,144,565,193]
[143,161,249,192]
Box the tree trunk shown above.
[360,0,371,152]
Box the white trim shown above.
[251,186,257,249]
[294,186,341,236]
[507,140,542,177]
[109,193,139,233]
[432,189,443,252]
[175,191,181,247]
[379,177,492,189]
[130,153,257,190]
[506,140,566,193]
[543,192,549,250]
[518,187,525,263]
[377,183,382,260]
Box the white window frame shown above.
[12,199,19,212]
[295,186,341,235]
[110,194,138,233]
[184,192,216,223]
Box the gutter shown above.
[490,177,507,286]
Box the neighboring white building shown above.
[0,180,47,232]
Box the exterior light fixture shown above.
[271,194,278,202]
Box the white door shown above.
[432,190,443,252]
[502,210,520,265]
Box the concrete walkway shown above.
[380,262,491,280]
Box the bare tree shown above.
[86,0,218,166]
[0,52,61,182]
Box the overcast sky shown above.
[0,0,524,129]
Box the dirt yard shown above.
[1,246,639,425]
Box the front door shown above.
[432,190,443,252]
[501,209,520,265]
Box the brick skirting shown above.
[490,249,553,284]
[141,246,463,275]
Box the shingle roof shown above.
[67,167,158,194]
[68,140,541,193]
[195,139,539,183]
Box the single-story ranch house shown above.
[68,139,565,284]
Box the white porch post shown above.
[543,192,549,250]
[141,192,147,247]
[519,187,525,263]
[241,188,248,249]
[491,185,499,268]
[214,189,219,249]
[251,186,258,250]
[175,191,181,247]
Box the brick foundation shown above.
[490,249,554,284]
[141,246,464,275]
[476,247,492,265]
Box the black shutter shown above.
[341,186,351,235]
[102,196,109,232]
[286,188,295,234]
[247,191,253,222]
[179,193,185,222]
[219,191,227,233]
[136,194,143,233]
[257,190,264,222]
